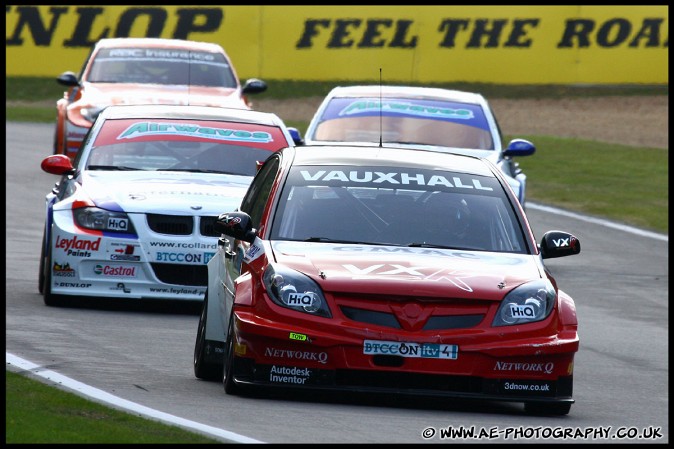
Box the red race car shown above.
[54,37,267,160]
[194,144,581,415]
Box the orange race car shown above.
[54,37,268,160]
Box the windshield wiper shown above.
[160,168,230,174]
[406,242,476,251]
[303,237,373,244]
[87,165,142,171]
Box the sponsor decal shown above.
[234,342,247,356]
[287,292,318,308]
[156,252,206,263]
[52,261,76,277]
[111,282,131,293]
[118,122,273,144]
[363,340,458,360]
[343,264,486,292]
[508,303,537,319]
[110,253,141,261]
[109,242,141,261]
[289,332,309,342]
[502,380,553,394]
[93,264,137,277]
[55,235,101,253]
[223,215,242,228]
[299,170,493,191]
[56,282,92,288]
[269,365,313,385]
[340,100,474,120]
[243,237,264,264]
[149,241,217,249]
[106,48,225,63]
[265,347,328,364]
[494,361,554,375]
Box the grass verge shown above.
[5,370,221,444]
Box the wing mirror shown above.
[213,212,257,243]
[503,138,536,157]
[539,231,581,259]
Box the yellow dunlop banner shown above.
[5,5,668,84]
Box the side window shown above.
[240,156,280,228]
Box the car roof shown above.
[289,145,496,177]
[98,104,285,126]
[325,85,487,105]
[93,37,226,54]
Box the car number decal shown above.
[363,340,458,359]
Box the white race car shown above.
[303,85,536,207]
[39,104,296,306]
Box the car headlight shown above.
[73,207,134,233]
[492,279,556,326]
[262,264,331,318]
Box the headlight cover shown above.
[492,279,556,326]
[262,264,331,318]
[73,207,134,233]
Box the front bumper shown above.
[228,309,577,405]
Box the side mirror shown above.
[288,127,304,145]
[539,230,581,259]
[503,138,536,157]
[41,154,75,175]
[213,212,257,243]
[242,78,267,95]
[57,71,79,87]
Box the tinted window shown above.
[313,97,494,150]
[85,118,284,175]
[241,156,280,229]
[271,165,526,253]
[87,47,237,87]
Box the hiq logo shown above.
[287,292,315,307]
[509,304,536,318]
[107,217,129,231]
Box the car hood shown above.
[303,140,499,160]
[78,83,249,109]
[75,171,251,214]
[269,241,542,301]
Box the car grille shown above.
[150,263,207,286]
[199,216,220,237]
[146,214,219,236]
[336,295,488,331]
[147,214,193,235]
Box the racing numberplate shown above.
[363,340,458,359]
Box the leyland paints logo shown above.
[118,122,273,143]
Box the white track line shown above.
[6,352,265,444]
[527,202,668,242]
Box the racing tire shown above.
[193,291,223,381]
[524,401,572,416]
[223,313,243,395]
[41,240,66,307]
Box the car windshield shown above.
[312,97,494,150]
[86,47,238,87]
[84,118,286,176]
[271,165,526,253]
